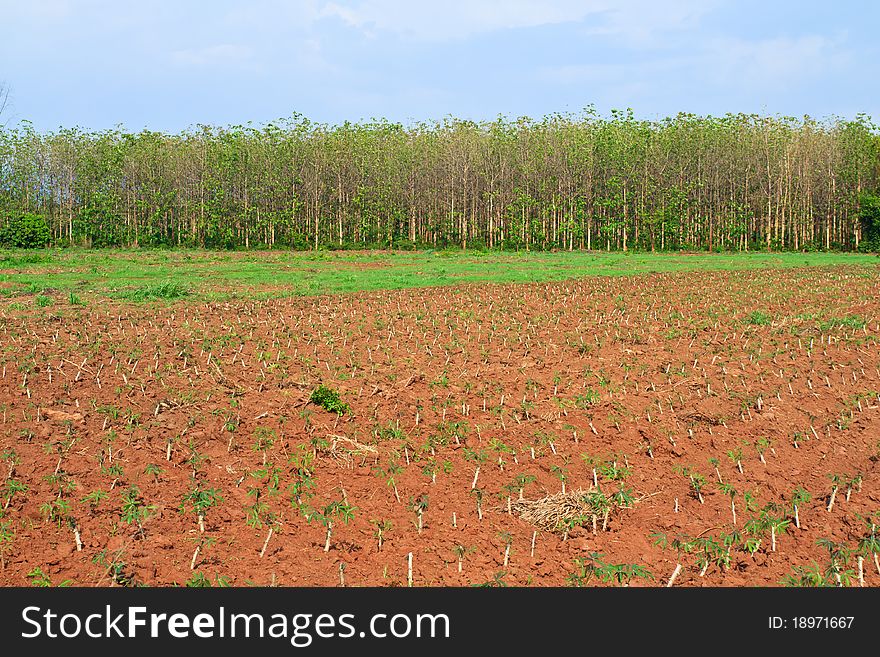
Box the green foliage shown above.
[782,539,856,587]
[120,485,154,526]
[567,553,654,587]
[745,310,772,326]
[305,499,357,527]
[309,384,350,415]
[472,571,509,587]
[185,572,231,587]
[818,315,867,331]
[180,484,223,517]
[0,112,877,253]
[858,192,880,250]
[122,281,191,301]
[0,213,51,248]
[81,489,108,510]
[574,388,602,408]
[0,518,15,565]
[3,478,28,507]
[27,567,72,587]
[1,250,875,302]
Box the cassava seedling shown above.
[856,512,880,577]
[188,535,217,570]
[259,515,283,558]
[499,531,513,567]
[786,487,811,530]
[692,536,723,577]
[718,483,738,525]
[409,494,429,534]
[609,482,636,517]
[39,499,71,528]
[726,447,744,474]
[371,519,392,551]
[3,478,27,510]
[463,448,488,490]
[816,538,855,586]
[718,530,743,569]
[80,489,107,513]
[826,474,843,512]
[743,489,759,514]
[673,465,706,504]
[180,483,223,533]
[567,552,606,586]
[184,571,230,587]
[580,453,601,488]
[251,426,277,465]
[306,500,356,552]
[120,485,154,536]
[780,562,829,587]
[452,544,475,573]
[790,430,809,449]
[550,461,569,494]
[143,463,162,483]
[27,567,72,588]
[471,487,484,521]
[600,562,654,587]
[514,473,536,500]
[844,474,862,502]
[585,489,612,533]
[473,571,508,587]
[598,457,631,482]
[758,504,790,552]
[372,460,403,503]
[244,487,274,556]
[501,483,518,514]
[0,519,14,569]
[708,457,723,483]
[421,458,438,484]
[755,437,771,464]
[287,444,316,509]
[488,438,514,471]
[651,532,695,587]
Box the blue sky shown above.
[1,0,877,132]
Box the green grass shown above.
[817,315,868,331]
[0,248,877,302]
[745,310,773,325]
[121,281,191,301]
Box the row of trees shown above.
[1,108,878,251]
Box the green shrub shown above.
[0,213,51,249]
[309,385,350,415]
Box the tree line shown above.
[1,108,878,251]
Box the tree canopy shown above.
[1,110,877,251]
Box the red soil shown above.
[1,266,878,587]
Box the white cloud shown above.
[321,0,603,40]
[319,0,713,43]
[704,34,851,89]
[585,0,716,46]
[1,0,73,20]
[171,44,255,69]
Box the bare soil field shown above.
[1,266,879,587]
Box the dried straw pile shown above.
[509,489,599,532]
[321,434,378,466]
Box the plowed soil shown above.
[1,266,879,587]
